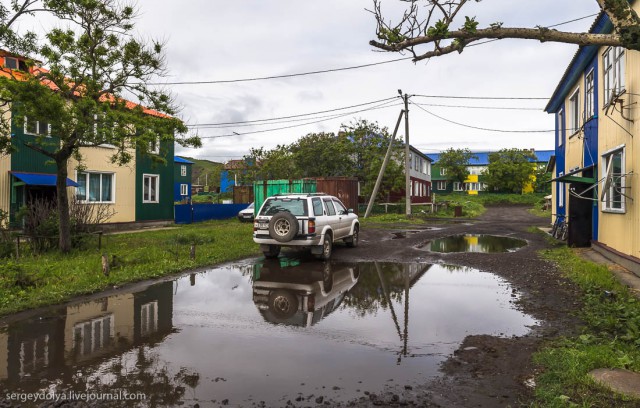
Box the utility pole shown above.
[364,109,405,218]
[401,90,411,215]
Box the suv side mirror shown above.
[347,209,354,214]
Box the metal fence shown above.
[175,203,248,224]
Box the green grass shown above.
[0,220,259,316]
[533,247,640,407]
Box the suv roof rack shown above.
[272,192,327,196]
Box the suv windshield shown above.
[260,198,308,216]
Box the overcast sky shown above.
[25,0,601,162]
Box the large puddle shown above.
[0,259,537,406]
[423,234,527,253]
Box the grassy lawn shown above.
[0,220,259,316]
[534,246,640,407]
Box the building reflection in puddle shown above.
[0,259,537,406]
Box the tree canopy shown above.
[437,147,476,184]
[0,0,200,251]
[370,0,640,61]
[244,120,405,200]
[484,148,537,193]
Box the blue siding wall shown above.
[174,182,192,202]
[555,103,566,217]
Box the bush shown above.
[0,209,15,258]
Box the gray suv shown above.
[253,193,359,260]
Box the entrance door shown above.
[568,183,593,247]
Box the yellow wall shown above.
[0,330,7,380]
[0,154,9,219]
[68,146,137,223]
[64,293,135,358]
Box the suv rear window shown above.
[260,198,308,216]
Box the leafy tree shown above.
[0,0,41,54]
[484,148,537,193]
[533,164,552,194]
[370,0,640,60]
[290,132,353,177]
[340,119,405,200]
[0,0,200,252]
[244,145,298,181]
[437,147,476,184]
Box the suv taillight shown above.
[308,220,315,234]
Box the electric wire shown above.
[198,100,402,139]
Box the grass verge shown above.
[0,220,259,316]
[534,246,640,407]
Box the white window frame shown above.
[76,171,115,204]
[181,165,187,177]
[585,69,595,120]
[601,146,626,213]
[143,174,160,203]
[23,117,51,137]
[453,182,464,192]
[149,137,160,155]
[180,183,189,196]
[72,314,114,356]
[558,171,564,208]
[557,109,564,147]
[603,46,625,106]
[437,181,447,190]
[440,168,447,176]
[569,88,580,135]
[140,301,158,337]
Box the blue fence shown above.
[175,203,248,224]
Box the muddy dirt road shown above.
[330,205,582,407]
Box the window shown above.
[140,301,158,337]
[76,172,114,203]
[557,109,564,147]
[24,117,50,136]
[4,57,18,69]
[437,181,447,190]
[602,148,625,212]
[440,168,447,176]
[149,138,160,154]
[466,182,479,191]
[181,165,187,177]
[453,182,464,191]
[72,314,114,356]
[143,174,159,203]
[558,172,564,208]
[323,199,336,216]
[260,198,308,216]
[312,197,324,216]
[569,89,580,134]
[180,184,188,196]
[603,46,625,105]
[333,199,347,215]
[585,69,595,120]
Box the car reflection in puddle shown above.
[0,259,538,407]
[423,234,527,253]
[252,257,359,327]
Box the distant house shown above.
[388,146,433,204]
[220,159,251,193]
[174,157,193,202]
[427,149,553,194]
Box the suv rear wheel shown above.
[345,225,359,248]
[315,233,333,261]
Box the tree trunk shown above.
[56,157,72,253]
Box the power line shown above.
[413,94,548,100]
[198,100,402,139]
[412,102,542,111]
[187,97,398,128]
[410,101,555,133]
[147,57,412,86]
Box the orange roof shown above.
[0,51,170,118]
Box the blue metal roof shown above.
[11,171,79,187]
[426,150,554,165]
[545,13,611,113]
[174,156,194,164]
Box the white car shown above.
[237,202,254,222]
[253,193,359,260]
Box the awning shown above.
[549,164,596,184]
[10,171,79,187]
